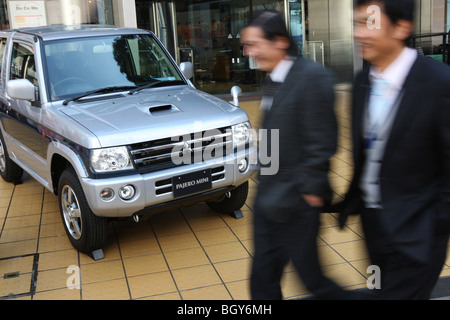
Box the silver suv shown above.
[0,25,256,260]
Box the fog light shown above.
[238,158,248,172]
[119,185,135,200]
[100,188,114,201]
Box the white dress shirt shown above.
[270,58,295,83]
[362,47,418,209]
[367,47,418,129]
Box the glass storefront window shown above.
[0,0,114,30]
[0,0,8,29]
[175,0,285,95]
[289,0,305,55]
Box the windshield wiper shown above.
[62,86,137,105]
[128,80,185,95]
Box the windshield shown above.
[44,34,185,101]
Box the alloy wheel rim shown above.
[61,185,83,240]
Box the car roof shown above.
[7,25,152,41]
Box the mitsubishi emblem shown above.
[182,142,193,155]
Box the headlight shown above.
[90,147,133,173]
[232,122,253,149]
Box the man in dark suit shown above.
[334,0,450,299]
[241,11,347,300]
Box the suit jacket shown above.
[254,57,338,223]
[336,56,450,263]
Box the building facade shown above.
[0,0,448,95]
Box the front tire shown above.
[207,181,249,215]
[58,168,108,254]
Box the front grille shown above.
[129,127,232,174]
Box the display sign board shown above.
[8,1,47,29]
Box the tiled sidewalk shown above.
[0,91,449,300]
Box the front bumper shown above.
[81,146,257,217]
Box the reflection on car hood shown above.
[59,86,248,147]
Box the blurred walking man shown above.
[242,11,348,300]
[334,0,450,299]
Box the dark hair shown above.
[355,0,415,24]
[246,10,298,56]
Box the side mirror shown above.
[7,79,35,101]
[230,86,242,107]
[180,61,194,80]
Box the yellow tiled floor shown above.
[0,90,449,300]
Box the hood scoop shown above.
[148,104,180,116]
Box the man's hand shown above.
[302,194,324,208]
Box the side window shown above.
[0,38,7,73]
[10,42,39,100]
[10,42,38,86]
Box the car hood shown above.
[59,86,248,147]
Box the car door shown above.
[2,38,49,179]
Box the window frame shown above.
[9,41,40,102]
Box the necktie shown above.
[366,77,390,149]
[368,78,391,128]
